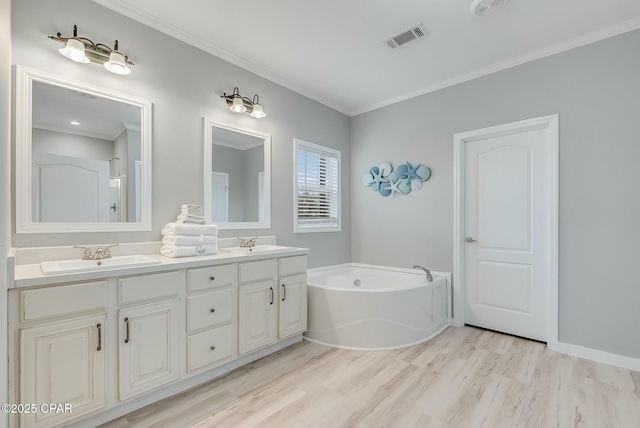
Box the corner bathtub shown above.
[304,264,450,350]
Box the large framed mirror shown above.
[15,66,152,233]
[203,118,271,229]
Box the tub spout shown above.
[412,265,433,282]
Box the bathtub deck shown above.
[100,326,640,428]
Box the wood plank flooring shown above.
[100,326,640,428]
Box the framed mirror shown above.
[15,66,152,233]
[203,118,271,229]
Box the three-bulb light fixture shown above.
[49,25,134,75]
[220,87,267,118]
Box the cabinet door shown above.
[118,300,180,401]
[238,281,277,354]
[279,274,307,339]
[20,314,106,428]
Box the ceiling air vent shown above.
[385,23,429,49]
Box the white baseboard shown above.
[549,341,640,372]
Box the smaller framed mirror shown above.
[203,118,271,229]
[15,65,153,233]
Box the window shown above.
[294,139,341,233]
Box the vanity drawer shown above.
[279,256,307,277]
[239,260,276,284]
[21,281,107,323]
[188,264,235,293]
[118,271,179,305]
[187,324,234,372]
[187,287,233,333]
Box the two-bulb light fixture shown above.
[49,25,134,75]
[220,87,267,118]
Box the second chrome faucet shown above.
[75,244,119,260]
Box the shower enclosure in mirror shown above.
[14,66,152,233]
[203,118,271,229]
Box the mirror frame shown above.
[15,65,153,233]
[203,118,271,229]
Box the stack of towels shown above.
[176,204,206,225]
[160,204,218,258]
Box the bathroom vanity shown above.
[7,241,308,428]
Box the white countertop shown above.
[11,245,309,289]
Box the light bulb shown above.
[104,51,131,75]
[250,103,266,118]
[58,39,90,63]
[231,96,247,113]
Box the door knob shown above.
[465,236,477,243]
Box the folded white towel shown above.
[160,244,218,258]
[177,213,205,221]
[161,222,218,236]
[181,207,204,213]
[181,204,203,210]
[176,218,206,225]
[162,235,219,246]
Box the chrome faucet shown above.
[74,244,119,260]
[412,265,433,282]
[239,237,257,248]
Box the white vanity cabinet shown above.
[10,246,308,428]
[278,256,308,339]
[18,282,108,428]
[186,264,236,372]
[117,272,181,401]
[237,259,278,354]
[238,255,308,354]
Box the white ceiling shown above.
[93,0,640,116]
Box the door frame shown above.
[452,114,559,346]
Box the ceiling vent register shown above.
[385,23,429,49]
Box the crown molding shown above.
[350,16,640,116]
[91,0,351,116]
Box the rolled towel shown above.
[160,244,218,258]
[161,222,218,236]
[162,235,219,246]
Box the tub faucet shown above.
[412,265,433,282]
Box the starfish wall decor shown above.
[361,162,431,197]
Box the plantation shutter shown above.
[295,140,340,230]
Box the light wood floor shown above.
[100,326,640,428]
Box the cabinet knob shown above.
[210,345,216,351]
[210,308,215,313]
[209,276,215,281]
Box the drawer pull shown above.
[124,317,130,344]
[282,284,286,301]
[270,287,274,305]
[97,323,102,352]
[210,307,216,313]
[209,276,215,281]
[210,345,216,351]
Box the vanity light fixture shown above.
[49,25,134,75]
[220,87,267,118]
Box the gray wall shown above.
[351,30,640,358]
[1,0,10,424]
[32,128,114,160]
[11,0,351,268]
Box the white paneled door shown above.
[459,116,557,342]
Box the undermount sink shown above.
[222,245,294,255]
[40,255,162,275]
